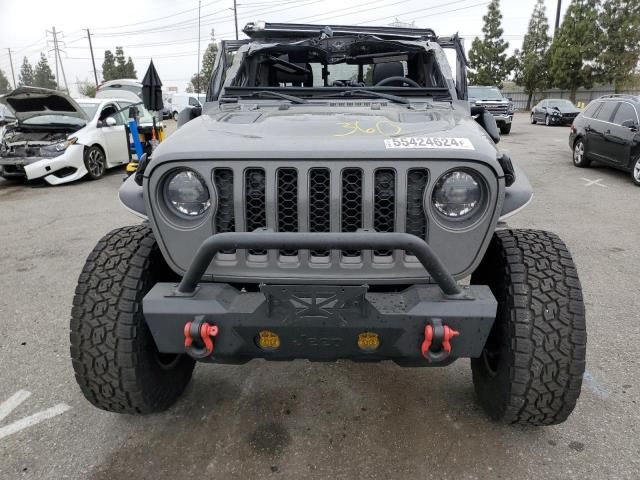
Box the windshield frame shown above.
[223,86,452,103]
[214,37,458,103]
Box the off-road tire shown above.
[70,225,195,414]
[500,123,512,135]
[470,229,586,426]
[573,138,591,168]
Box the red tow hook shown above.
[184,316,219,359]
[421,319,460,362]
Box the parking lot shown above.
[0,115,638,480]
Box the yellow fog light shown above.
[257,330,280,351]
[357,332,380,351]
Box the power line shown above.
[91,0,312,38]
[90,0,224,31]
[282,0,411,24]
[358,0,485,25]
[398,0,490,24]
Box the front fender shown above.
[500,163,533,220]
[119,174,147,218]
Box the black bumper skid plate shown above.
[143,283,497,365]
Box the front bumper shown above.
[549,115,575,125]
[0,144,86,184]
[143,232,498,365]
[492,114,513,126]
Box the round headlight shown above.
[432,170,482,218]
[164,169,210,217]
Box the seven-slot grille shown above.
[481,103,509,115]
[212,165,429,262]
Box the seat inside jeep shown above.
[231,38,448,90]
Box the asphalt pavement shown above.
[0,116,638,479]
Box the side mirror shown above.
[508,97,513,102]
[621,119,638,131]
[471,106,500,143]
[105,116,117,127]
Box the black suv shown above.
[570,94,640,186]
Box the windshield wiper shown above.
[241,90,308,104]
[318,89,411,105]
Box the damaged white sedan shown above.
[0,87,143,185]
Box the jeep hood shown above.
[151,103,500,167]
[0,87,89,123]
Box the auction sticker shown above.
[384,137,475,150]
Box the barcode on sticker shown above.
[384,137,475,150]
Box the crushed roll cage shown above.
[206,22,468,102]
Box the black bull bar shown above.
[177,232,463,296]
[143,232,498,363]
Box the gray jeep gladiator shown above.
[70,22,586,426]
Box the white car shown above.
[0,87,154,185]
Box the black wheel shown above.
[573,138,591,168]
[631,156,640,186]
[470,230,586,426]
[84,145,106,180]
[545,115,551,126]
[530,113,537,124]
[70,225,195,414]
[172,111,179,121]
[500,123,512,135]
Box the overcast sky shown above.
[0,0,568,94]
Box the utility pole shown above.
[86,29,99,87]
[52,27,68,93]
[52,28,59,85]
[234,0,239,40]
[197,0,201,94]
[6,48,16,88]
[555,0,562,32]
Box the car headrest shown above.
[372,62,405,85]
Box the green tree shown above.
[102,50,116,81]
[0,68,10,93]
[124,57,137,78]
[114,47,137,79]
[468,0,512,87]
[188,30,218,93]
[32,53,57,89]
[515,0,551,109]
[187,72,207,94]
[548,0,601,102]
[18,57,34,87]
[77,79,97,97]
[201,30,218,82]
[597,0,640,92]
